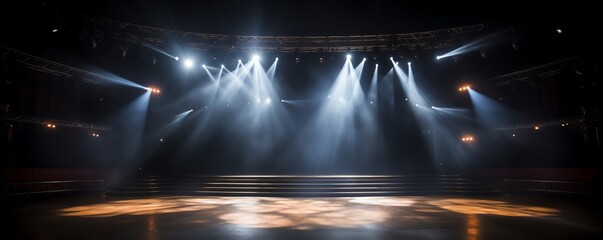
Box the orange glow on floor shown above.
[58,196,558,229]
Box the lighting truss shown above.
[2,114,111,131]
[3,47,107,85]
[83,16,485,53]
[489,57,583,87]
[495,115,603,131]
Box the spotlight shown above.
[238,59,242,63]
[346,54,351,59]
[252,55,260,62]
[556,28,562,34]
[534,126,540,130]
[183,58,194,69]
[405,98,408,101]
[275,57,279,61]
[458,85,471,92]
[265,98,271,104]
[221,64,225,68]
[52,29,58,33]
[376,64,378,67]
[390,57,393,60]
[202,64,206,68]
[431,106,435,109]
[436,55,441,60]
[174,57,179,61]
[396,62,399,65]
[281,99,284,102]
[363,57,366,61]
[512,134,516,137]
[160,138,164,142]
[408,62,411,65]
[147,87,161,94]
[461,135,475,142]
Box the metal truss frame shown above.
[2,114,111,131]
[86,16,485,53]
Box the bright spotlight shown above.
[52,29,58,33]
[238,59,242,63]
[346,54,351,59]
[376,64,378,67]
[396,62,399,65]
[252,55,260,62]
[256,98,260,102]
[221,64,225,68]
[408,62,411,65]
[415,103,419,107]
[461,135,475,142]
[534,126,540,130]
[202,64,206,68]
[174,57,179,61]
[436,55,441,60]
[265,98,271,104]
[458,85,471,92]
[431,106,435,109]
[556,28,563,34]
[390,57,393,60]
[281,99,284,102]
[183,58,194,69]
[147,87,160,94]
[363,57,366,61]
[275,57,279,61]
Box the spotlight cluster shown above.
[46,123,56,128]
[91,133,100,137]
[461,136,474,142]
[458,85,471,92]
[147,87,161,94]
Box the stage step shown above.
[108,175,501,197]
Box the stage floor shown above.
[4,194,603,239]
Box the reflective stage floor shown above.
[4,195,603,239]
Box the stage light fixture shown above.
[183,58,194,69]
[458,85,471,92]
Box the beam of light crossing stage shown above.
[85,67,147,89]
[467,88,519,128]
[142,43,179,60]
[436,32,505,60]
[291,57,379,170]
[110,91,151,164]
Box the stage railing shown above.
[501,179,597,197]
[4,180,105,198]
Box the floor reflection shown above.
[467,214,479,240]
[428,199,558,217]
[58,196,558,229]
